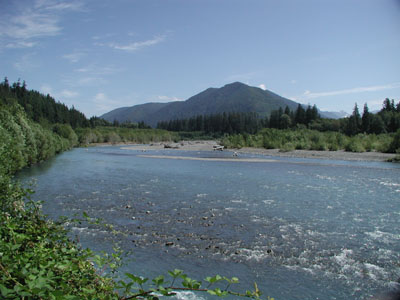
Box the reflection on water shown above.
[17,146,400,300]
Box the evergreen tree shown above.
[279,114,291,129]
[383,98,395,112]
[269,110,280,129]
[294,104,306,125]
[346,103,361,135]
[369,114,386,134]
[361,103,371,133]
[305,105,319,126]
[284,106,291,115]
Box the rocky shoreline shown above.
[237,148,397,162]
[120,140,397,162]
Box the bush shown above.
[280,142,295,152]
[388,129,400,153]
[0,169,118,299]
[53,123,78,146]
[345,139,365,152]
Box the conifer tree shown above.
[361,103,371,133]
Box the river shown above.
[17,146,400,300]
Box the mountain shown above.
[319,110,349,119]
[100,102,169,125]
[101,82,303,127]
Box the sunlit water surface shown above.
[17,146,400,300]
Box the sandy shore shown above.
[120,140,397,162]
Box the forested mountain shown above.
[101,82,302,127]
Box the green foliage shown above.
[344,139,365,153]
[157,105,320,135]
[53,123,78,146]
[115,269,267,300]
[0,78,89,128]
[222,128,395,155]
[75,127,179,146]
[0,102,76,174]
[157,112,262,135]
[388,129,400,153]
[0,170,118,299]
[342,99,400,135]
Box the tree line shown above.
[0,78,152,129]
[1,77,90,128]
[157,99,400,138]
[157,104,321,134]
[345,100,400,135]
[308,100,400,136]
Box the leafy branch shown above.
[117,269,273,300]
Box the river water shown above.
[17,146,400,300]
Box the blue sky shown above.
[1,0,399,117]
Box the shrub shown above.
[345,139,365,152]
[388,129,400,153]
[280,142,295,152]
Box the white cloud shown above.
[157,95,182,102]
[14,53,38,71]
[95,93,106,101]
[0,0,84,49]
[5,41,36,48]
[40,84,53,95]
[91,33,116,41]
[63,64,121,88]
[303,82,400,99]
[39,85,78,100]
[92,93,111,114]
[35,0,84,12]
[61,74,108,88]
[75,67,90,73]
[60,89,78,98]
[92,92,124,114]
[7,12,61,40]
[290,79,297,84]
[62,52,85,63]
[258,84,267,90]
[73,64,121,75]
[109,35,166,52]
[78,77,105,86]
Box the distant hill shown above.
[100,102,169,125]
[101,82,304,127]
[319,110,349,119]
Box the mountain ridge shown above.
[101,82,331,127]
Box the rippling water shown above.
[17,146,400,300]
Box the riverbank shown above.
[237,148,397,162]
[120,140,397,162]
